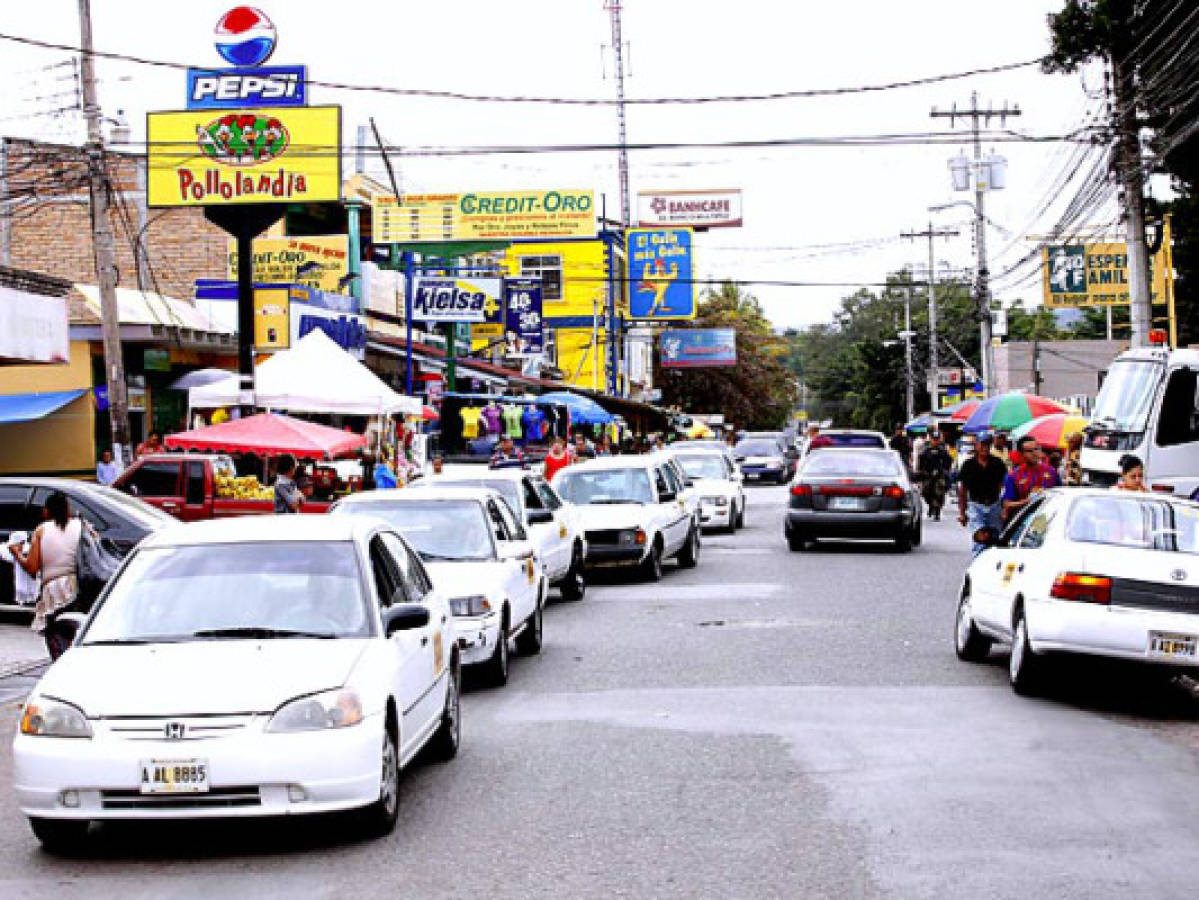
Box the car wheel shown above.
[559,543,586,602]
[29,817,89,854]
[678,527,700,568]
[736,502,746,530]
[894,526,913,552]
[639,542,663,582]
[484,614,510,687]
[910,517,923,547]
[427,659,461,761]
[787,530,808,552]
[1009,610,1043,696]
[515,600,543,656]
[361,725,400,836]
[954,587,992,662]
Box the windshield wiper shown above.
[189,627,336,640]
[589,499,644,505]
[418,551,464,561]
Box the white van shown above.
[1082,346,1199,497]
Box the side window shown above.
[0,485,30,532]
[30,488,106,532]
[380,532,420,604]
[653,467,671,499]
[368,536,400,608]
[494,498,527,541]
[1017,509,1055,550]
[126,462,181,497]
[185,462,206,505]
[1156,367,1199,447]
[1001,497,1046,547]
[536,481,563,511]
[523,479,545,510]
[486,501,512,543]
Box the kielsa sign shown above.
[627,228,696,320]
[1042,241,1172,308]
[660,329,736,368]
[411,277,503,324]
[188,7,307,109]
[503,278,544,356]
[637,189,742,230]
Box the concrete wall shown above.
[993,339,1128,400]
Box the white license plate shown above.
[139,759,210,794]
[829,497,865,511]
[1149,632,1197,658]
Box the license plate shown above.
[1149,632,1197,658]
[829,497,865,511]
[139,759,209,794]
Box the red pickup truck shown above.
[114,453,330,520]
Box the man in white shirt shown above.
[95,449,122,485]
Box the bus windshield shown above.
[1091,359,1163,433]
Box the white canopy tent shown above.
[189,329,421,416]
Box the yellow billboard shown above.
[254,287,291,350]
[147,106,341,208]
[1042,241,1172,308]
[227,235,349,293]
[372,189,595,242]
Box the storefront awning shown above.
[0,389,87,425]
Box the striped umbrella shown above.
[1010,413,1089,449]
[961,392,1069,434]
[905,413,933,433]
[934,398,983,422]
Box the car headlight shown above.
[266,688,363,733]
[449,595,493,616]
[19,697,92,738]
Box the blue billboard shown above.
[504,278,544,356]
[660,328,736,368]
[628,228,695,320]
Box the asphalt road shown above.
[1,485,1199,898]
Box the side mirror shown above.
[383,603,430,636]
[498,539,536,562]
[684,478,696,488]
[659,490,677,503]
[527,508,554,525]
[973,527,1000,549]
[56,612,88,645]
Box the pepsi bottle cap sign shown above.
[188,7,306,109]
[214,6,277,67]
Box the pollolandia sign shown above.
[660,329,737,368]
[411,277,503,323]
[627,228,696,320]
[637,189,742,229]
[146,105,341,206]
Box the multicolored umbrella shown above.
[905,413,933,433]
[1010,413,1089,449]
[961,392,1069,434]
[934,399,982,422]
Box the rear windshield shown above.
[735,441,780,457]
[824,433,886,448]
[1067,495,1199,553]
[803,451,902,478]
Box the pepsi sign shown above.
[187,66,307,109]
[214,6,277,67]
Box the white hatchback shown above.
[955,488,1199,694]
[13,515,460,851]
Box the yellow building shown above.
[0,340,96,476]
[477,238,624,390]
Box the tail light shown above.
[790,484,812,497]
[882,485,905,499]
[1151,484,1175,493]
[1050,572,1111,605]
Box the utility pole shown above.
[901,283,915,423]
[604,0,631,229]
[902,223,958,404]
[78,0,131,464]
[1111,54,1152,347]
[931,92,1020,395]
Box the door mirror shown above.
[684,478,696,488]
[382,602,430,636]
[527,508,554,525]
[498,539,536,562]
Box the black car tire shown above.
[484,616,510,687]
[427,659,461,761]
[360,727,400,836]
[1009,610,1044,696]
[515,601,543,656]
[735,502,745,530]
[639,543,663,582]
[678,527,700,568]
[894,528,913,552]
[787,530,808,552]
[559,543,586,602]
[910,517,923,547]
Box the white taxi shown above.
[333,487,546,687]
[666,447,746,532]
[552,457,700,581]
[413,465,587,601]
[13,516,459,851]
[955,488,1199,695]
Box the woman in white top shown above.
[13,491,82,659]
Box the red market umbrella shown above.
[164,412,366,460]
[961,393,1069,434]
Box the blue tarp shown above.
[537,391,615,425]
[0,389,87,425]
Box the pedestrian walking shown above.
[135,431,163,458]
[273,454,305,513]
[95,449,122,485]
[1062,433,1083,485]
[373,452,398,489]
[573,433,595,460]
[889,426,912,470]
[1001,436,1062,520]
[430,455,445,475]
[490,436,529,470]
[1114,454,1148,492]
[11,491,83,659]
[956,433,1008,554]
[917,431,953,520]
[542,437,572,481]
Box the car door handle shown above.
[996,562,1002,571]
[421,636,429,646]
[441,615,447,624]
[1016,564,1024,573]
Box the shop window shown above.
[518,255,562,301]
[1156,368,1199,447]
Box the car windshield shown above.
[1067,495,1199,553]
[419,477,521,516]
[1091,359,1164,432]
[556,468,654,505]
[803,451,902,478]
[735,441,779,457]
[337,499,494,561]
[675,455,727,480]
[83,542,370,644]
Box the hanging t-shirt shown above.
[460,406,482,439]
[503,404,524,438]
[522,405,547,441]
[480,404,502,435]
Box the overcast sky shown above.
[0,0,1118,329]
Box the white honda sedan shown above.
[955,488,1199,695]
[13,516,460,851]
[666,447,746,532]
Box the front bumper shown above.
[452,612,502,666]
[785,509,911,539]
[700,502,732,527]
[584,544,648,567]
[14,713,384,820]
[1028,597,1199,666]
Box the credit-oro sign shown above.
[372,189,595,242]
[226,235,349,293]
[637,189,742,229]
[146,105,341,207]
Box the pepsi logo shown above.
[214,6,277,67]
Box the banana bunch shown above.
[215,475,269,500]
